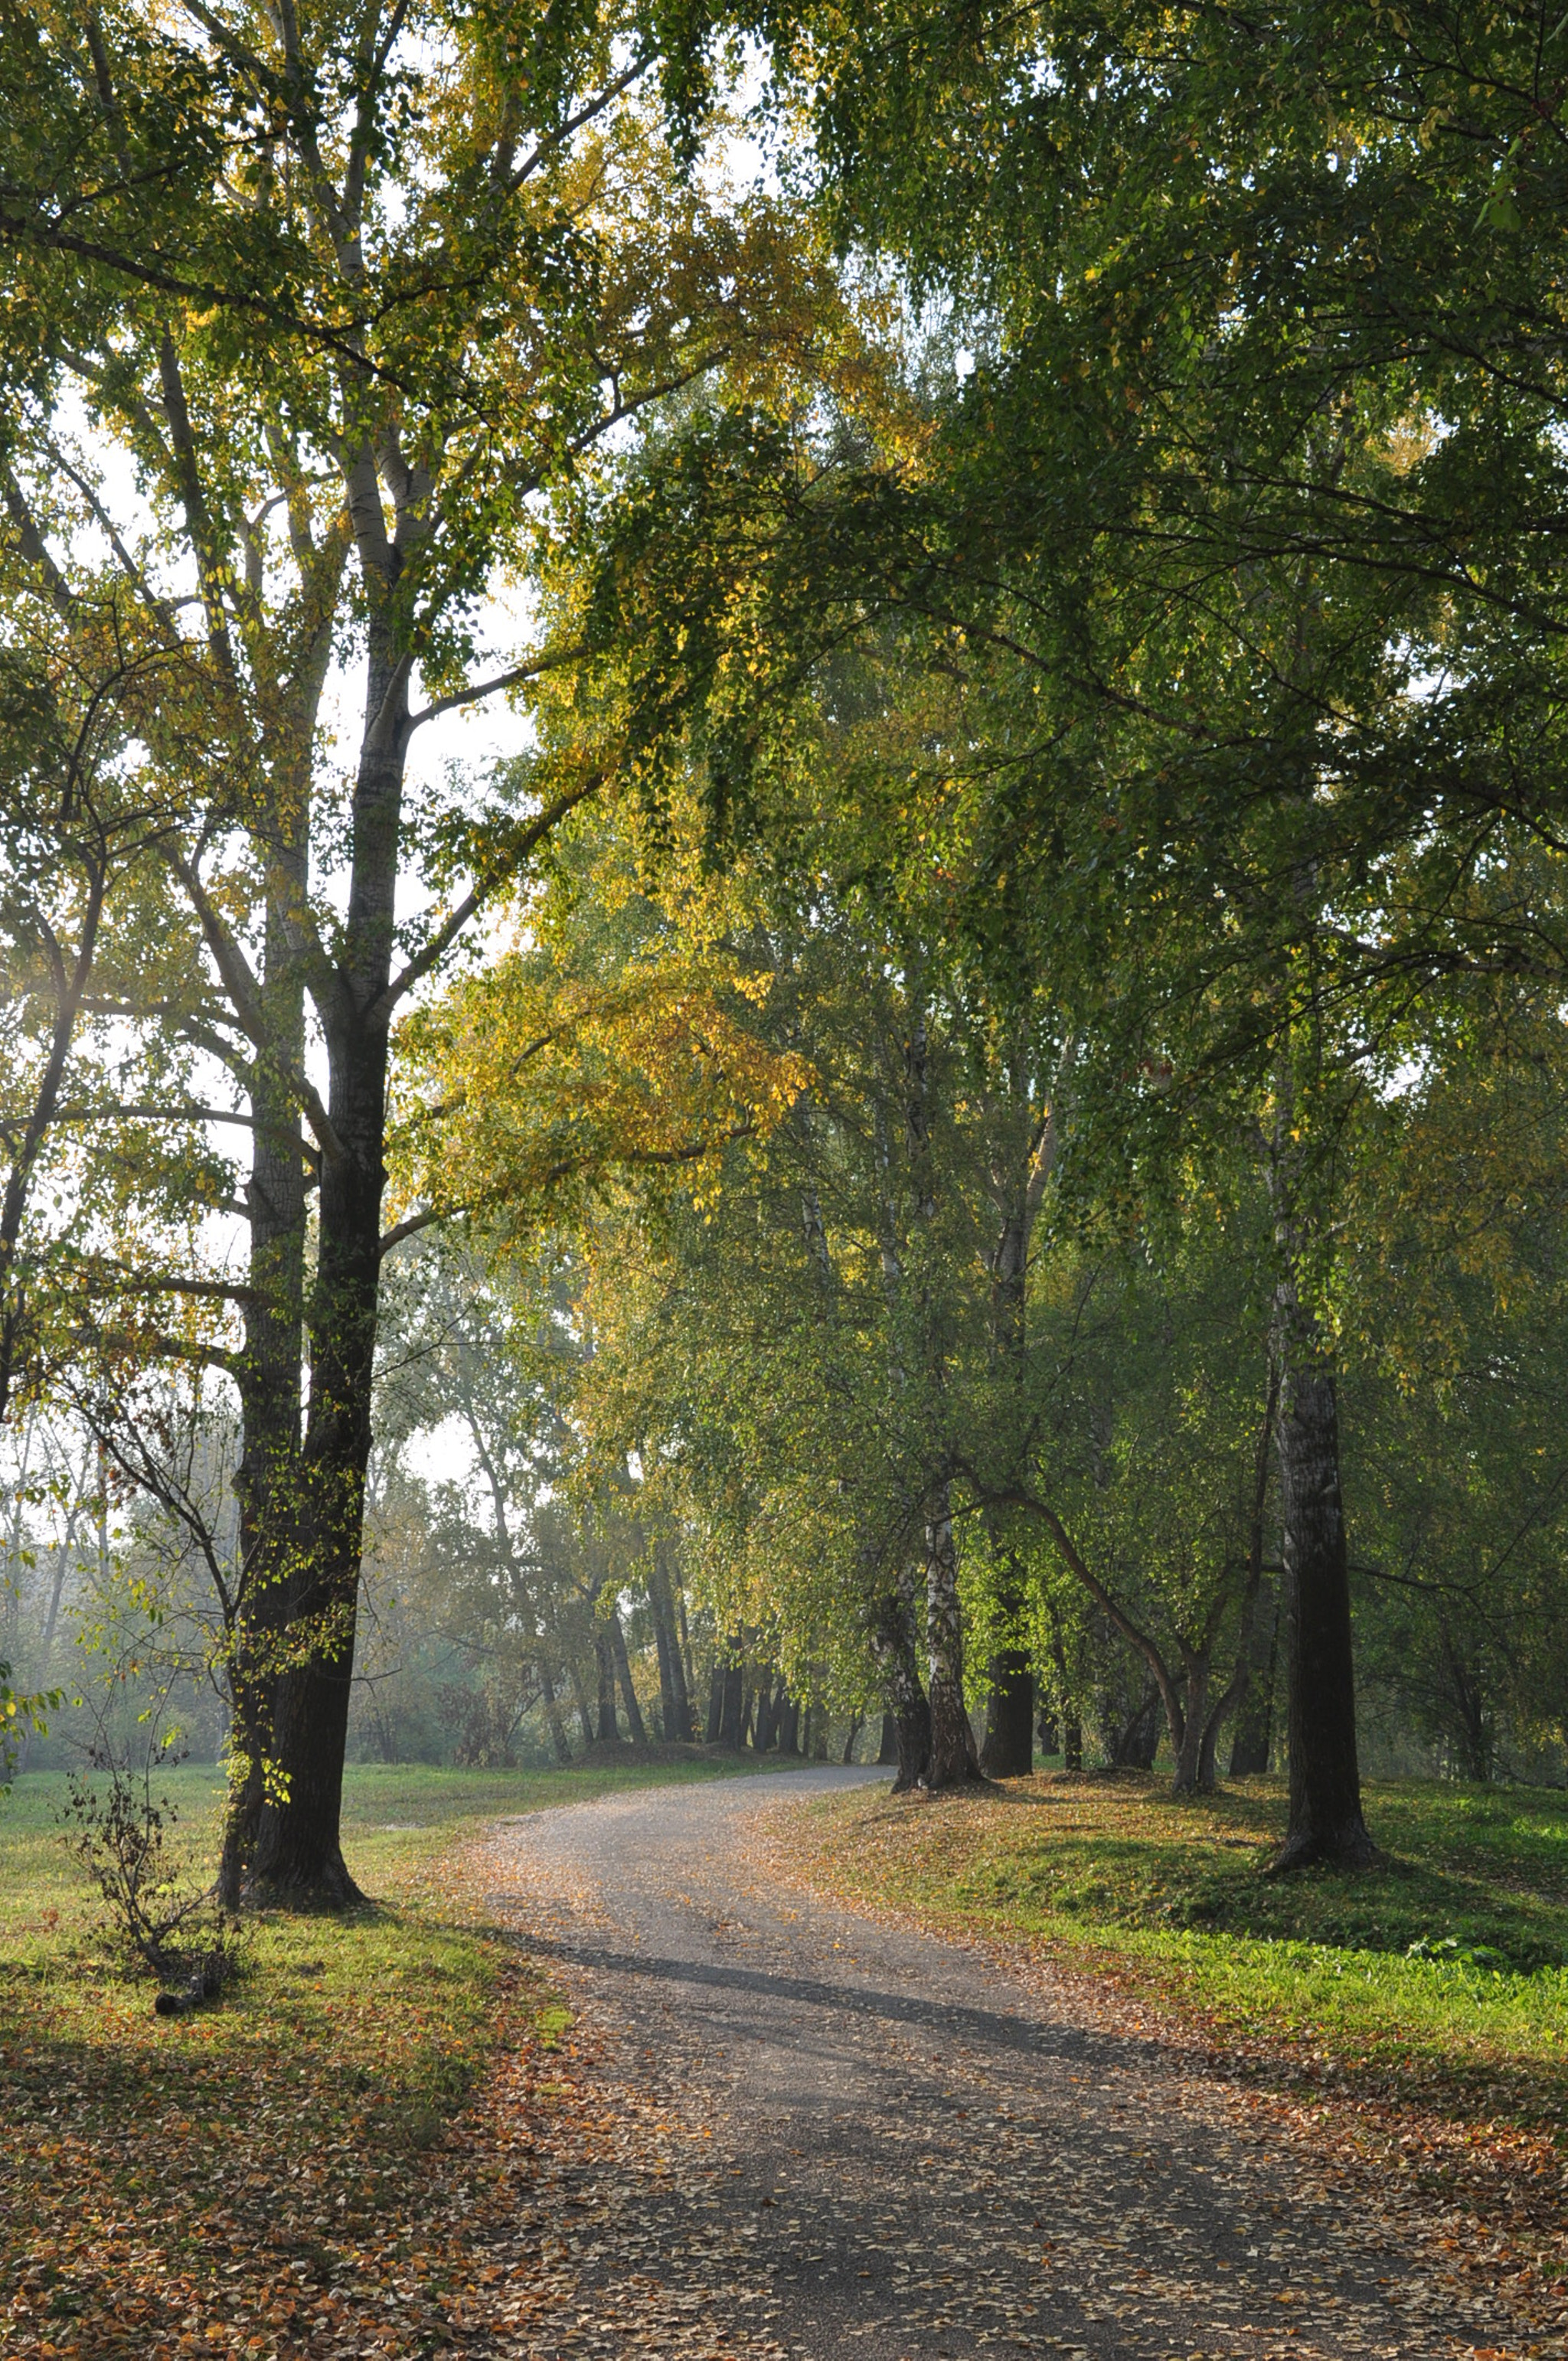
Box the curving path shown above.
[479,1766,1498,2361]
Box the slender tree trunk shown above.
[648,1553,693,1740]
[608,1608,646,1742]
[1036,1704,1060,1756]
[220,849,307,1907]
[924,1485,982,1788]
[1062,1712,1083,1772]
[719,1650,745,1749]
[594,1626,619,1742]
[775,1690,801,1756]
[706,1661,725,1743]
[877,1713,898,1765]
[753,1677,779,1754]
[841,1713,864,1765]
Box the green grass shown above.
[795,1772,1568,2132]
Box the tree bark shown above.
[220,835,308,1907]
[775,1690,801,1756]
[594,1625,619,1742]
[648,1553,694,1741]
[980,1645,1034,1777]
[868,1579,930,1791]
[1062,1711,1083,1772]
[1272,1289,1377,1867]
[923,1487,982,1788]
[252,597,412,1905]
[877,1713,898,1765]
[608,1608,646,1743]
[719,1648,745,1749]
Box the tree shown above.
[2,0,864,1896]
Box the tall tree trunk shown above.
[1272,1274,1376,1866]
[220,847,307,1907]
[775,1690,801,1756]
[867,1577,930,1792]
[841,1713,864,1765]
[719,1649,745,1749]
[1062,1711,1083,1772]
[608,1608,646,1742]
[753,1677,779,1754]
[648,1553,693,1740]
[594,1625,619,1742]
[877,1713,897,1765]
[924,1485,982,1788]
[980,1640,1034,1778]
[253,596,413,1904]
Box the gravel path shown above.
[479,1766,1501,2361]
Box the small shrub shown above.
[62,1745,244,2009]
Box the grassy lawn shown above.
[792,1771,1568,2134]
[0,1749,778,2359]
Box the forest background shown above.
[3,0,1568,1905]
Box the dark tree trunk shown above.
[649,1555,694,1741]
[775,1691,801,1756]
[706,1661,725,1744]
[739,1687,755,1749]
[719,1651,745,1749]
[980,1649,1034,1777]
[877,1713,898,1765]
[841,1713,864,1765]
[753,1677,779,1754]
[924,1486,982,1788]
[1273,1336,1377,1868]
[1036,1706,1060,1756]
[594,1626,619,1743]
[252,602,411,1906]
[867,1579,930,1792]
[220,847,308,1909]
[608,1608,646,1742]
[1062,1712,1083,1773]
